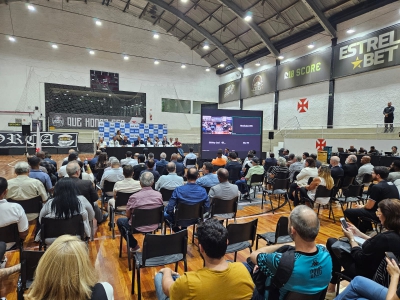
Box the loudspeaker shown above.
[268,131,274,140]
[22,125,31,136]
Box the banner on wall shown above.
[219,79,241,103]
[49,112,143,129]
[0,131,78,148]
[241,68,276,99]
[98,122,167,142]
[333,24,400,78]
[277,50,331,90]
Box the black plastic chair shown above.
[164,201,204,244]
[39,215,85,250]
[160,188,174,202]
[225,218,258,261]
[131,230,188,299]
[262,178,291,211]
[185,158,197,168]
[246,173,265,200]
[110,192,135,239]
[213,165,225,172]
[256,216,293,249]
[209,197,238,226]
[0,223,23,255]
[119,206,164,271]
[358,216,383,234]
[284,288,327,300]
[361,173,374,199]
[17,250,45,300]
[8,196,42,216]
[300,185,335,222]
[337,184,364,217]
[102,180,116,210]
[291,171,301,183]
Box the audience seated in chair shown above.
[208,168,239,213]
[35,178,94,242]
[140,159,160,183]
[120,151,137,167]
[117,172,163,252]
[325,199,400,299]
[155,162,184,191]
[164,168,209,232]
[169,154,184,177]
[310,153,322,169]
[294,165,334,207]
[288,155,304,182]
[330,156,344,182]
[183,147,197,169]
[342,155,359,178]
[264,152,277,172]
[344,166,399,233]
[0,177,29,250]
[6,162,48,222]
[0,241,21,279]
[211,149,226,167]
[388,160,400,182]
[28,156,53,193]
[154,218,254,300]
[25,235,113,300]
[249,205,332,299]
[36,151,57,185]
[59,152,79,177]
[235,157,265,199]
[267,157,289,188]
[100,159,124,190]
[355,156,374,184]
[288,157,318,204]
[196,162,219,188]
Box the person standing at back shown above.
[383,101,395,133]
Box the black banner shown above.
[0,131,78,148]
[241,68,276,99]
[333,24,400,78]
[49,112,143,129]
[219,79,241,103]
[277,50,331,90]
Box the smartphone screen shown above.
[340,218,348,229]
[386,252,399,265]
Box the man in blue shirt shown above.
[250,205,332,300]
[170,153,184,177]
[28,156,52,192]
[196,162,219,188]
[165,168,209,232]
[183,147,197,169]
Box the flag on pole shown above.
[35,122,41,153]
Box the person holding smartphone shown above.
[324,199,400,300]
[334,256,400,299]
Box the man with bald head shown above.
[66,161,108,224]
[329,156,344,181]
[208,168,239,216]
[170,153,184,177]
[356,156,374,184]
[165,167,209,232]
[155,162,184,191]
[250,205,332,299]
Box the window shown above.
[161,98,191,114]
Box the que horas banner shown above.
[0,131,79,148]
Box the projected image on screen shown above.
[202,116,232,134]
[201,108,263,159]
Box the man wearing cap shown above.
[235,157,264,199]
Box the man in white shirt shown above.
[155,162,184,191]
[59,152,78,178]
[62,149,81,162]
[356,156,374,184]
[108,136,120,147]
[121,151,136,166]
[6,162,47,221]
[183,147,197,169]
[108,165,142,214]
[97,137,107,151]
[0,177,29,249]
[100,160,124,190]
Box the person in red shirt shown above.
[173,138,182,147]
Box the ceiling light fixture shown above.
[219,63,225,68]
[244,13,252,22]
[181,0,188,2]
[181,64,186,69]
[347,29,355,34]
[95,20,102,26]
[277,55,284,60]
[255,62,261,66]
[237,66,243,70]
[27,5,35,11]
[205,68,210,72]
[154,60,160,65]
[52,44,58,49]
[124,55,129,60]
[153,33,160,39]
[203,43,210,50]
[8,36,16,42]
[89,50,95,55]
[308,43,315,49]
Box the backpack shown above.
[252,245,295,300]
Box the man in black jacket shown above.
[342,155,359,178]
[329,156,344,182]
[66,162,108,224]
[133,154,147,180]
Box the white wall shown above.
[242,93,275,130]
[218,101,240,110]
[279,81,329,129]
[0,0,218,133]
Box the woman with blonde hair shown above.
[294,165,334,206]
[25,235,113,300]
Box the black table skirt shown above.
[106,147,179,160]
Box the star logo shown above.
[351,57,363,69]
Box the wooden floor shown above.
[0,154,345,300]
